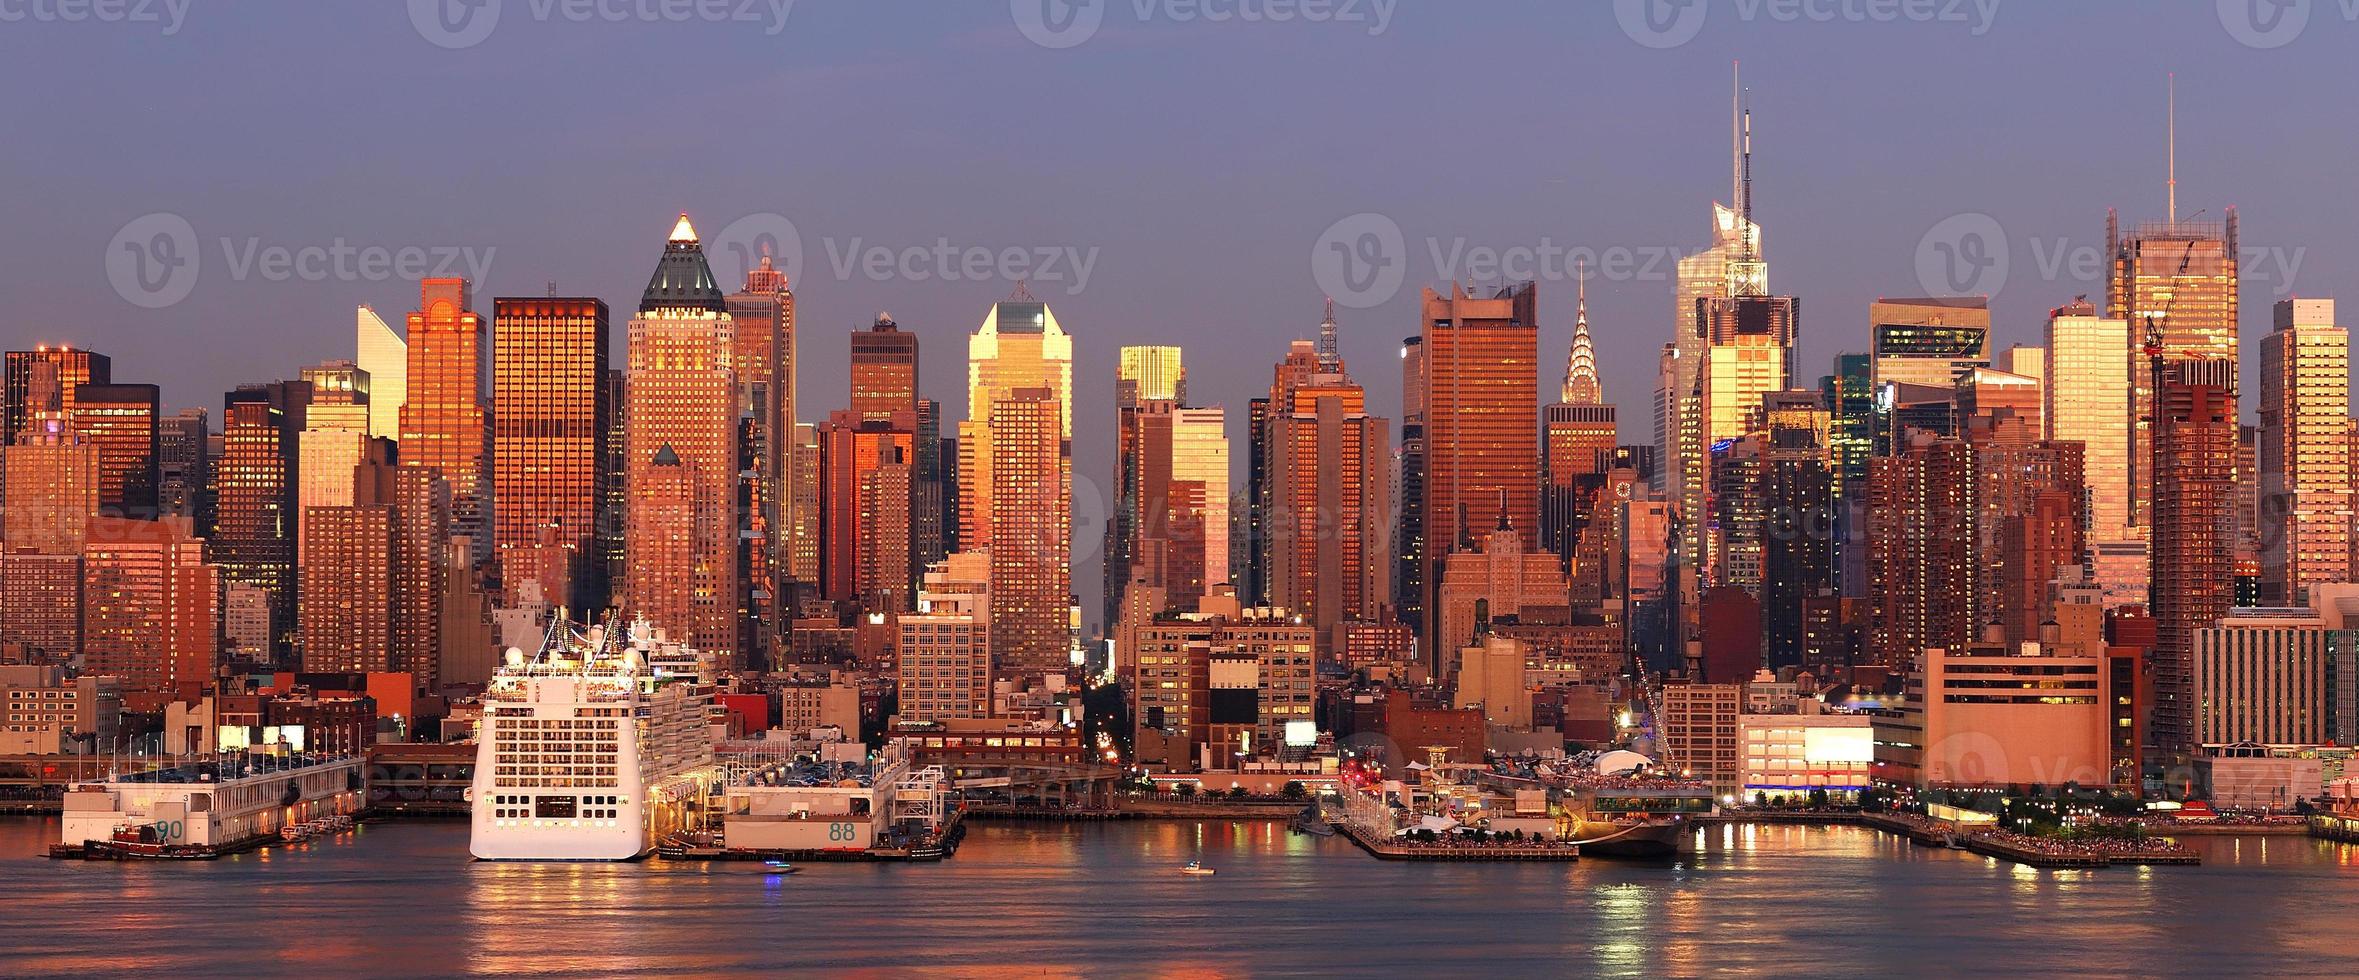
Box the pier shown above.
[1336,819,1580,861]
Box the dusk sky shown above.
[6,0,2354,527]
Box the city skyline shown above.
[18,6,2353,454]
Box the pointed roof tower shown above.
[1562,260,1602,405]
[639,212,727,314]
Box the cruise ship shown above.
[469,616,719,861]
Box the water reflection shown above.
[8,817,2359,975]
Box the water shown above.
[4,817,2357,977]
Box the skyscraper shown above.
[983,389,1070,681]
[726,255,793,663]
[1266,345,1391,650]
[2,418,98,555]
[294,361,381,563]
[400,278,493,564]
[492,296,611,610]
[819,408,917,606]
[1543,273,1616,568]
[1419,281,1540,649]
[3,346,110,448]
[2259,298,2350,605]
[213,380,310,655]
[155,407,211,533]
[850,314,919,421]
[1869,297,1991,390]
[300,458,394,674]
[69,382,158,520]
[961,286,1073,563]
[2149,359,2237,765]
[1106,344,1187,626]
[2110,207,2238,529]
[2045,301,2134,540]
[624,214,739,663]
[356,305,408,441]
[81,516,217,694]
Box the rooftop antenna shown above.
[1741,89,1755,262]
[2167,72,2177,222]
[1317,297,1340,373]
[1730,61,1742,217]
[546,281,557,298]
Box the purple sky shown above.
[5,1,2355,614]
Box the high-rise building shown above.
[2045,302,2134,540]
[726,256,794,665]
[2,419,98,555]
[401,278,492,567]
[4,346,110,448]
[1695,293,1800,589]
[857,448,914,612]
[156,407,211,532]
[898,552,992,723]
[1543,274,1616,568]
[2149,359,2238,764]
[386,466,451,688]
[293,361,383,563]
[1393,336,1428,632]
[2259,298,2350,605]
[81,516,217,694]
[2110,208,2238,528]
[851,314,919,421]
[624,215,740,663]
[960,287,1073,564]
[982,389,1070,681]
[785,422,821,589]
[1869,297,1991,390]
[1106,344,1187,627]
[356,306,408,441]
[1266,349,1390,651]
[819,409,917,606]
[299,482,393,674]
[492,296,611,610]
[1419,281,1540,648]
[1248,338,1322,609]
[213,380,310,655]
[69,382,158,520]
[0,552,82,659]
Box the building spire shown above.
[1731,60,1743,218]
[2167,71,2177,222]
[1562,259,1602,405]
[1317,297,1341,373]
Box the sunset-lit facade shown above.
[68,382,158,520]
[1419,282,1539,647]
[819,409,917,605]
[2111,211,2238,529]
[2045,302,2133,540]
[1268,371,1389,648]
[2258,299,2349,605]
[213,381,307,654]
[493,296,611,610]
[624,215,740,665]
[4,346,110,448]
[400,278,492,563]
[81,516,218,695]
[983,389,1070,681]
[356,306,407,441]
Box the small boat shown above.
[1179,860,1216,876]
[762,860,800,875]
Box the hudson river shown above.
[5,818,2357,976]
